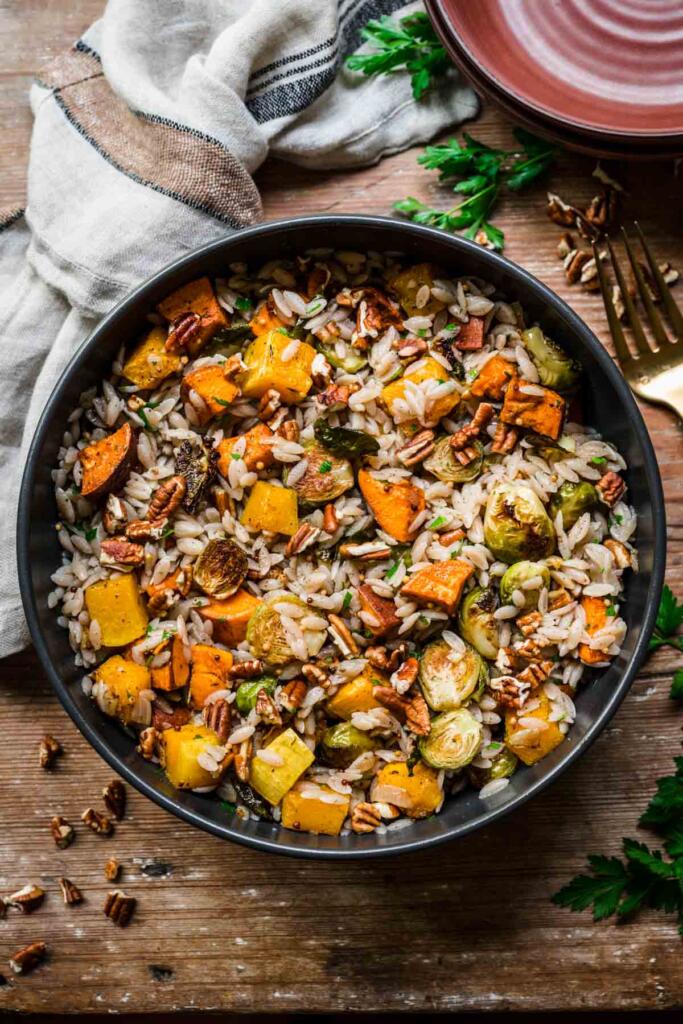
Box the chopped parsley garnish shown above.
[591,456,607,466]
[212,397,232,407]
[416,328,427,337]
[609,513,624,527]
[231,452,242,461]
[606,603,617,618]
[342,591,353,610]
[428,515,447,530]
[234,297,251,313]
[649,585,683,653]
[319,460,333,473]
[276,326,290,335]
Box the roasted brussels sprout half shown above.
[521,326,580,393]
[467,745,519,788]
[457,586,500,661]
[317,342,367,374]
[204,322,252,357]
[193,539,248,599]
[246,594,325,665]
[234,676,277,716]
[549,481,598,530]
[419,708,483,770]
[314,418,379,458]
[320,722,378,768]
[418,638,485,712]
[423,436,484,484]
[499,561,551,611]
[284,440,354,506]
[484,482,555,563]
[175,436,218,512]
[525,433,572,465]
[233,779,273,820]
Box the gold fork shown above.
[592,223,683,421]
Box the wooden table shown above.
[1,1,682,1015]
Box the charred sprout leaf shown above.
[314,418,380,458]
[346,12,450,100]
[521,326,580,392]
[246,594,325,665]
[204,322,252,356]
[175,437,218,512]
[233,779,273,820]
[468,745,518,789]
[316,341,367,374]
[193,539,248,599]
[457,585,500,660]
[285,440,354,506]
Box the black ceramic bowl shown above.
[17,215,666,858]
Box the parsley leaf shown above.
[671,670,683,701]
[346,12,450,100]
[552,855,628,921]
[649,585,683,653]
[234,297,251,313]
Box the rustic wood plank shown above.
[1,0,682,1014]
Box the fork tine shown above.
[592,240,634,368]
[605,237,652,357]
[634,221,683,342]
[621,227,670,350]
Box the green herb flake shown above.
[385,560,401,580]
[591,456,607,466]
[276,326,290,336]
[220,800,237,816]
[428,515,447,530]
[670,670,683,701]
[319,460,333,474]
[231,452,242,461]
[342,591,353,610]
[234,297,251,313]
[417,328,427,337]
[212,396,232,408]
[606,603,617,618]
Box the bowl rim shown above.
[17,213,667,859]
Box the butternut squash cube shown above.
[400,559,474,615]
[241,480,299,536]
[93,655,151,724]
[85,574,148,647]
[358,468,425,543]
[371,761,442,819]
[198,590,263,647]
[282,782,350,836]
[470,354,517,401]
[216,424,275,476]
[249,300,287,337]
[500,378,565,441]
[189,644,234,708]
[390,263,446,317]
[240,329,316,404]
[505,691,565,766]
[161,723,228,790]
[381,356,460,427]
[180,364,239,424]
[122,326,182,389]
[157,276,227,355]
[578,595,612,665]
[250,728,315,805]
[326,665,387,720]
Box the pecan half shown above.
[7,885,45,914]
[491,421,519,454]
[257,388,281,422]
[234,737,252,782]
[564,249,592,285]
[390,656,419,696]
[148,475,186,522]
[406,693,431,736]
[285,523,320,557]
[547,192,577,227]
[373,686,410,720]
[323,503,339,534]
[203,698,231,743]
[9,941,47,975]
[124,518,166,542]
[396,337,428,359]
[165,311,202,353]
[548,587,572,611]
[557,231,576,260]
[59,878,83,905]
[597,471,626,508]
[38,734,62,770]
[518,659,554,688]
[229,659,264,680]
[151,703,191,732]
[317,382,356,409]
[255,688,282,726]
[489,675,529,710]
[328,614,360,657]
[81,808,114,837]
[450,403,494,454]
[351,802,382,834]
[365,642,408,674]
[604,538,633,569]
[137,726,160,760]
[104,858,121,883]
[583,189,618,232]
[397,429,435,466]
[277,419,300,443]
[102,779,126,821]
[354,288,402,340]
[517,610,541,637]
[103,493,127,534]
[100,536,145,569]
[279,679,307,713]
[104,890,136,927]
[51,815,75,849]
[301,663,329,688]
[223,353,246,381]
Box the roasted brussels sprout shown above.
[314,418,379,458]
[483,482,555,563]
[193,539,248,599]
[320,722,378,768]
[246,594,325,665]
[521,326,580,393]
[423,436,484,484]
[284,440,354,506]
[235,676,277,716]
[418,638,485,712]
[418,708,483,770]
[467,745,519,788]
[204,322,252,357]
[457,586,500,660]
[549,481,598,530]
[317,342,367,374]
[175,436,218,512]
[499,561,551,611]
[233,779,273,820]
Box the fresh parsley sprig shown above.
[649,584,683,654]
[346,12,450,100]
[394,129,556,251]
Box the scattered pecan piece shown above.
[81,808,114,837]
[579,256,600,292]
[351,802,383,834]
[517,610,542,637]
[100,536,145,569]
[137,726,160,760]
[311,352,333,390]
[328,614,360,657]
[9,941,47,975]
[406,693,431,736]
[323,502,339,534]
[547,192,577,227]
[597,471,626,507]
[373,686,410,720]
[102,779,126,821]
[147,475,186,522]
[354,288,402,341]
[51,815,75,849]
[317,382,356,409]
[277,419,300,443]
[229,659,264,680]
[223,353,246,381]
[604,538,633,569]
[104,858,121,883]
[396,337,428,359]
[450,403,494,455]
[564,249,592,285]
[7,885,45,914]
[548,587,572,611]
[338,541,392,561]
[489,675,530,710]
[390,656,419,695]
[279,679,307,713]
[165,311,202,353]
[583,189,618,232]
[557,231,576,260]
[255,688,282,726]
[38,734,62,770]
[102,493,127,534]
[358,584,400,638]
[234,737,252,782]
[301,663,329,688]
[124,518,166,542]
[58,878,83,905]
[397,429,435,466]
[203,697,231,743]
[285,523,320,557]
[104,890,136,927]
[518,659,554,688]
[257,388,281,422]
[365,642,408,674]
[491,421,519,454]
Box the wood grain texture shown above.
[1,0,682,1014]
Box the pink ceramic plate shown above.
[429,0,683,146]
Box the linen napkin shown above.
[0,0,477,658]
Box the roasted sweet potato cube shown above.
[358,469,425,543]
[469,354,517,401]
[578,595,612,665]
[358,584,400,638]
[400,559,474,614]
[456,316,485,351]
[157,276,227,354]
[249,299,287,337]
[500,378,565,440]
[79,422,137,501]
[198,590,262,647]
[189,644,234,708]
[216,424,275,476]
[180,364,240,424]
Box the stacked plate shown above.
[426,0,683,158]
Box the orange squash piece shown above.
[500,378,565,441]
[180,365,240,424]
[358,584,400,638]
[145,567,192,616]
[249,299,287,337]
[157,276,227,355]
[358,468,425,543]
[400,559,474,615]
[150,634,191,691]
[469,354,517,401]
[189,644,234,708]
[578,595,612,665]
[79,422,137,501]
[216,424,275,476]
[198,590,262,647]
